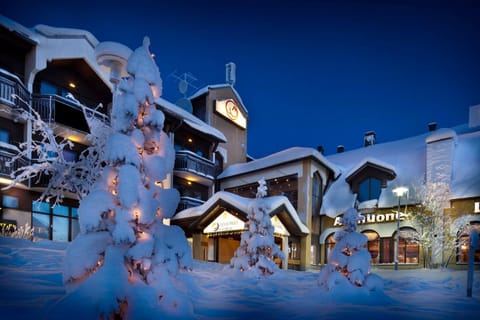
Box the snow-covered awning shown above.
[172,191,309,236]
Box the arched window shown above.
[394,227,419,264]
[325,233,336,264]
[362,230,380,264]
[312,172,323,216]
[457,221,480,264]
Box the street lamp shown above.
[392,186,408,271]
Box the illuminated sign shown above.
[271,215,290,236]
[204,211,245,233]
[204,211,290,236]
[333,212,406,227]
[215,99,247,129]
[0,219,17,232]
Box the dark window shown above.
[2,195,19,208]
[0,129,9,143]
[358,178,381,202]
[312,172,323,215]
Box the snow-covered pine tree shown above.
[230,178,285,276]
[318,207,383,292]
[53,37,194,319]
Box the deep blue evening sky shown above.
[3,0,480,158]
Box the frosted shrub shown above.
[0,223,34,241]
[318,208,383,292]
[230,178,285,277]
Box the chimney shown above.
[469,104,480,128]
[337,145,344,153]
[226,62,236,86]
[364,131,376,147]
[317,145,324,155]
[428,122,437,131]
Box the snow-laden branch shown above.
[2,94,109,204]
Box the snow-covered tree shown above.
[230,178,285,276]
[410,181,456,268]
[2,95,110,204]
[318,208,382,292]
[52,37,194,319]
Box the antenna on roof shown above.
[168,71,198,113]
[169,71,199,97]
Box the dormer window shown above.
[358,177,382,202]
[345,158,396,203]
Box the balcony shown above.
[0,144,28,180]
[177,196,205,212]
[174,150,216,180]
[0,69,30,112]
[31,94,109,129]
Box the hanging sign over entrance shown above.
[204,211,245,234]
[203,211,291,236]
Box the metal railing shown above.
[0,149,28,178]
[177,196,205,212]
[174,150,216,179]
[0,69,30,111]
[31,94,109,125]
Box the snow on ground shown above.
[0,237,479,319]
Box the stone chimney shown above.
[317,145,324,155]
[337,145,344,153]
[428,122,437,132]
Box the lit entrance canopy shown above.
[171,191,309,237]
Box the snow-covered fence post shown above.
[467,229,478,297]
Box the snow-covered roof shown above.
[218,147,341,180]
[0,14,38,43]
[321,125,480,217]
[34,24,98,48]
[155,97,227,143]
[344,157,396,181]
[172,191,310,235]
[189,83,248,114]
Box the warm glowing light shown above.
[68,82,76,88]
[187,138,193,143]
[112,190,117,195]
[66,134,82,143]
[134,210,140,219]
[154,181,163,187]
[187,181,192,185]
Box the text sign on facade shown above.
[333,212,407,227]
[204,211,290,236]
[215,99,247,129]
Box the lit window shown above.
[457,222,480,264]
[474,201,480,213]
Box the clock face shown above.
[225,99,239,121]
